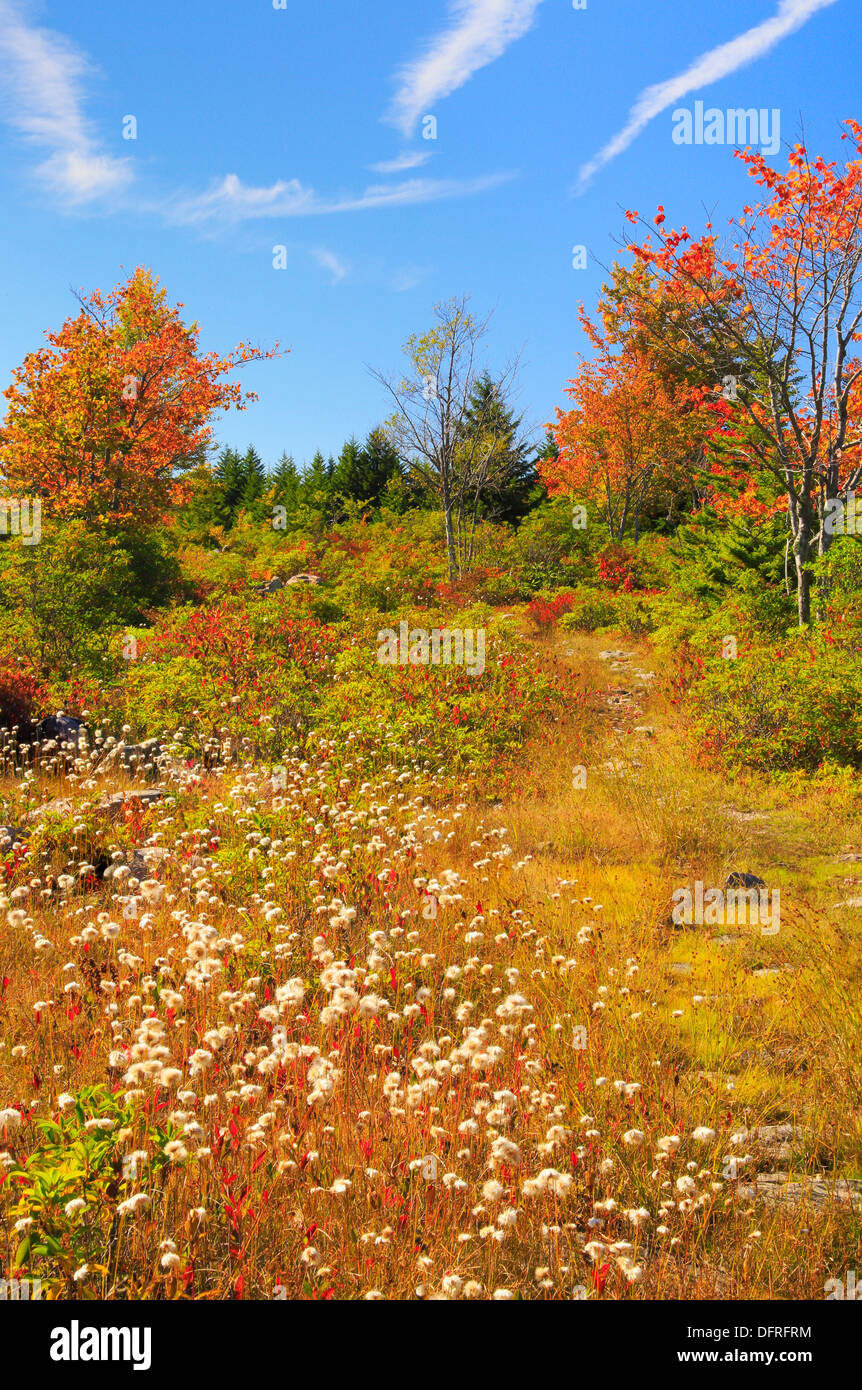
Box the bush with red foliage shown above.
[434,566,504,607]
[0,662,47,732]
[596,546,640,593]
[527,591,578,634]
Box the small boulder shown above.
[724,871,767,890]
[101,739,165,778]
[286,573,321,586]
[98,789,168,819]
[37,714,85,747]
[251,576,284,597]
[27,798,77,823]
[0,825,28,848]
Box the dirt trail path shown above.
[467,623,862,1214]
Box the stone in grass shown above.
[0,825,28,847]
[27,798,77,823]
[724,871,767,890]
[37,713,86,747]
[835,897,862,908]
[102,737,164,769]
[99,789,168,817]
[738,1174,862,1212]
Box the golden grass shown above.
[0,627,860,1300]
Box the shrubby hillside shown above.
[1,128,861,1303]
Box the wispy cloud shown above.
[387,0,544,137]
[368,150,432,174]
[167,170,516,225]
[391,264,429,292]
[0,0,132,202]
[312,247,349,284]
[577,0,841,190]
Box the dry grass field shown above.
[2,626,859,1302]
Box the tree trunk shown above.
[793,522,812,626]
[442,495,458,582]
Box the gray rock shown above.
[738,1174,862,1212]
[0,825,28,847]
[253,576,286,596]
[101,739,165,778]
[98,789,167,818]
[725,871,767,890]
[286,573,321,587]
[37,714,85,747]
[27,798,77,823]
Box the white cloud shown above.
[312,248,349,283]
[577,0,842,190]
[0,0,132,202]
[391,264,428,292]
[168,170,515,225]
[368,150,432,174]
[387,0,544,137]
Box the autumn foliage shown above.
[541,307,709,541]
[619,122,862,620]
[0,268,279,525]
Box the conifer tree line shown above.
[183,373,544,538]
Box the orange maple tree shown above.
[0,267,280,525]
[542,307,709,541]
[620,121,862,623]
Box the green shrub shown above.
[684,633,862,771]
[559,595,620,632]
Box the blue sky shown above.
[0,0,857,469]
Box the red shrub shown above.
[527,592,577,634]
[596,546,639,592]
[0,662,46,731]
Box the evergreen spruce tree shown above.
[213,446,245,527]
[330,429,401,509]
[301,451,334,516]
[239,445,266,518]
[358,427,402,506]
[271,452,301,510]
[331,438,364,505]
[458,373,540,525]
